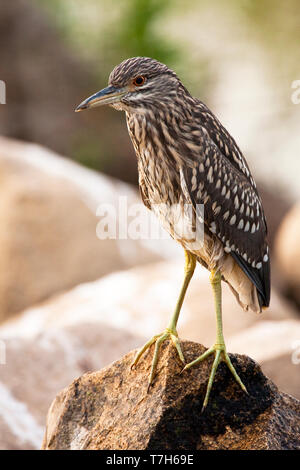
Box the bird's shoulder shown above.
[188,99,258,192]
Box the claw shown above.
[131,329,185,387]
[183,344,247,409]
[170,334,185,364]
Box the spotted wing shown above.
[180,139,270,307]
[195,100,258,190]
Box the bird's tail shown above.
[220,255,261,313]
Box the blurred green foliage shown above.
[35,0,194,182]
[102,0,178,66]
[34,0,300,183]
[228,0,300,72]
[36,0,190,182]
[37,0,181,74]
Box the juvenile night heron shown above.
[76,57,270,409]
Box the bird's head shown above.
[75,57,182,114]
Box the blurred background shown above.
[0,0,299,449]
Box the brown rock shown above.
[42,340,300,450]
[275,203,300,307]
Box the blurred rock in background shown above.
[1,260,297,345]
[0,136,178,322]
[0,136,292,322]
[275,204,300,309]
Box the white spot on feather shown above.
[230,214,236,225]
[210,222,217,233]
[238,219,244,230]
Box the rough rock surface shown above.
[42,340,300,450]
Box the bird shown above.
[75,57,270,410]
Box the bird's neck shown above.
[125,99,193,168]
[125,109,183,201]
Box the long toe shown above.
[131,328,184,387]
[183,344,247,410]
[223,351,248,394]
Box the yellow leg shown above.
[131,250,197,388]
[183,269,247,410]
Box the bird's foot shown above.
[183,342,247,411]
[131,327,185,390]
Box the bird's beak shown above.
[75,85,128,112]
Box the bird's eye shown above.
[133,76,146,86]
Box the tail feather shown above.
[230,252,270,309]
[220,255,261,313]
